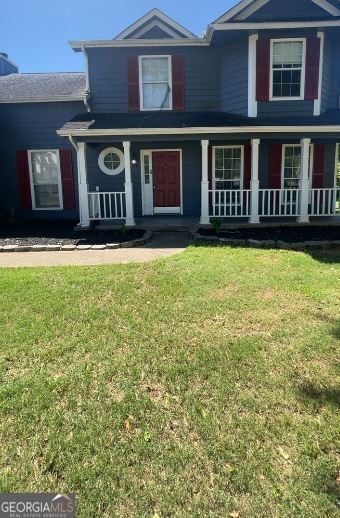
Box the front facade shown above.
[1,0,340,227]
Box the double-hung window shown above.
[139,56,172,111]
[271,39,305,100]
[282,144,313,189]
[213,146,243,190]
[28,150,63,209]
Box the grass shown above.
[0,245,339,517]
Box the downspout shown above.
[68,135,78,153]
[82,44,91,112]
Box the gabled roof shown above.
[214,0,340,22]
[0,73,86,103]
[115,8,197,40]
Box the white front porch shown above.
[75,138,340,228]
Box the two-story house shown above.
[1,0,340,228]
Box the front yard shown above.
[0,245,339,517]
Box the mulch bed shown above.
[0,221,145,246]
[199,225,340,243]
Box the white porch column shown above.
[123,141,135,226]
[297,138,311,223]
[200,139,210,225]
[77,141,90,228]
[249,138,260,224]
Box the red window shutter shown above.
[305,37,320,101]
[60,149,76,209]
[16,150,32,210]
[269,144,282,188]
[256,39,270,102]
[127,56,140,112]
[172,55,185,111]
[244,145,252,189]
[312,144,325,188]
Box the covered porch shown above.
[74,137,340,228]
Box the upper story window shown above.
[28,150,63,209]
[139,55,172,111]
[270,39,305,100]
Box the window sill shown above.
[140,107,173,112]
[269,97,304,102]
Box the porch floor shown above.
[95,215,340,231]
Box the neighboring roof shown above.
[0,72,86,103]
[115,8,197,40]
[214,0,340,23]
[58,110,340,135]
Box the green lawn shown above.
[0,246,339,517]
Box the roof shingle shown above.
[0,72,86,101]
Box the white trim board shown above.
[115,8,197,40]
[206,19,340,41]
[0,96,85,104]
[58,125,340,137]
[248,33,258,117]
[214,0,340,23]
[70,38,207,50]
[314,31,325,116]
[130,21,187,40]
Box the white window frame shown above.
[98,147,125,175]
[269,38,306,101]
[138,55,172,111]
[334,143,340,188]
[212,145,244,190]
[281,143,314,189]
[28,149,63,210]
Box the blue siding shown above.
[321,34,340,113]
[0,55,18,76]
[88,47,220,113]
[85,141,202,217]
[220,38,248,115]
[257,101,315,117]
[244,0,331,21]
[257,29,318,118]
[0,101,85,221]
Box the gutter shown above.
[0,96,86,104]
[57,125,340,137]
[70,38,209,51]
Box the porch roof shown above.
[58,109,340,136]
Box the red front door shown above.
[152,151,181,211]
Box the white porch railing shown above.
[209,187,340,219]
[209,190,251,217]
[88,192,126,220]
[309,188,340,216]
[259,189,300,217]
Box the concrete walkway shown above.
[0,232,192,268]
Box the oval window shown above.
[98,147,124,175]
